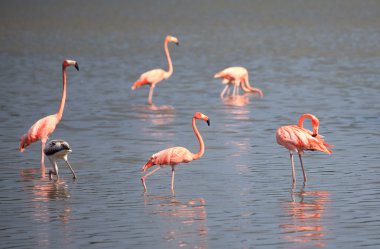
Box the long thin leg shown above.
[141,167,161,192]
[171,167,175,195]
[220,85,229,98]
[233,83,238,97]
[49,161,59,181]
[148,85,155,105]
[299,154,307,183]
[64,159,77,179]
[41,139,47,167]
[290,153,296,185]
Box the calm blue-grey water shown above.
[1,0,380,248]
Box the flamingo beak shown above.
[312,133,317,137]
[75,63,79,71]
[206,119,210,126]
[175,41,179,46]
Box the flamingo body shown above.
[214,66,263,98]
[131,35,179,105]
[141,112,210,194]
[44,139,77,180]
[20,114,59,152]
[142,147,194,171]
[276,125,332,155]
[19,59,79,166]
[276,113,333,184]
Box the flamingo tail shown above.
[131,78,147,90]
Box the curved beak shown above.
[75,62,79,71]
[206,119,210,126]
[175,41,179,46]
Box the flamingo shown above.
[44,140,77,180]
[131,35,179,106]
[141,112,210,194]
[19,59,79,167]
[276,113,333,184]
[214,66,263,98]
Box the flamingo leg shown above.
[298,154,307,183]
[232,83,238,97]
[290,153,296,184]
[64,159,77,179]
[220,85,229,98]
[171,167,175,195]
[41,138,47,167]
[49,161,59,181]
[141,167,161,192]
[148,85,155,105]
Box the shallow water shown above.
[1,0,380,248]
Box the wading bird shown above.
[44,140,77,180]
[131,35,179,106]
[19,59,79,166]
[276,113,333,184]
[141,112,210,194]
[214,66,263,98]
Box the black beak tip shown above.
[312,133,317,137]
[75,63,79,71]
[176,42,179,46]
[206,119,210,126]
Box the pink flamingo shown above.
[131,35,179,106]
[141,112,210,194]
[276,113,333,184]
[214,66,263,98]
[19,59,79,167]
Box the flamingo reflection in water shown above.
[145,196,208,248]
[280,187,331,248]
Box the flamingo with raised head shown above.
[141,112,210,194]
[276,113,333,184]
[44,139,77,180]
[131,35,179,106]
[214,66,263,98]
[19,59,79,167]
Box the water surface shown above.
[0,1,380,248]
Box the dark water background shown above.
[1,0,379,248]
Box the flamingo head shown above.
[63,59,79,71]
[166,35,179,46]
[19,134,29,152]
[311,116,320,137]
[194,112,210,126]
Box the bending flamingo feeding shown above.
[131,35,179,106]
[214,66,263,98]
[19,59,79,167]
[141,112,210,194]
[276,113,333,184]
[44,139,77,180]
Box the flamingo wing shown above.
[152,147,193,166]
[20,114,58,151]
[276,125,332,154]
[132,69,166,89]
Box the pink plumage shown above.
[276,113,333,184]
[141,112,210,194]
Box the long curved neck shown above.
[57,66,67,122]
[164,39,173,78]
[192,118,205,160]
[298,114,310,128]
[298,113,317,130]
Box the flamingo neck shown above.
[57,66,67,122]
[298,114,318,132]
[164,39,173,78]
[192,118,204,160]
